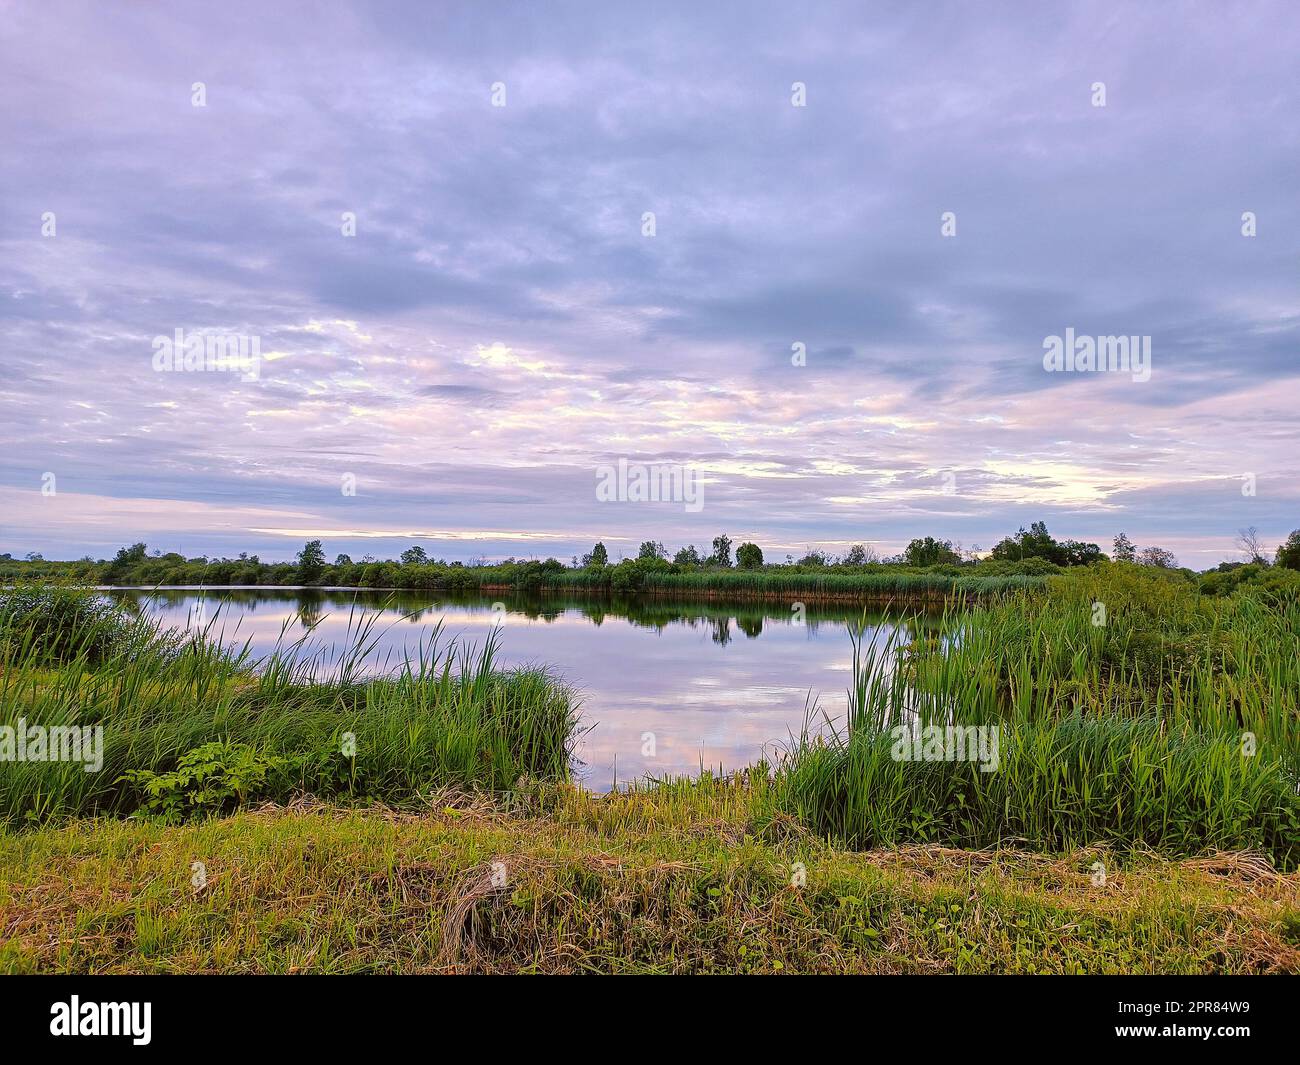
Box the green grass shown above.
[0,590,580,824]
[634,568,1043,600]
[1,552,1052,603]
[3,570,1299,972]
[770,563,1300,867]
[2,787,1297,973]
[776,715,1300,864]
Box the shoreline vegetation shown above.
[3,551,1056,603]
[7,520,1299,604]
[2,555,1298,973]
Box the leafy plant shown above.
[120,741,284,822]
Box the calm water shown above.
[109,587,928,788]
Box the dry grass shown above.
[3,789,1298,974]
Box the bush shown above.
[119,741,285,822]
[1199,562,1300,604]
[0,587,136,665]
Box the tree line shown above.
[6,521,1298,585]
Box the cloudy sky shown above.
[2,1,1297,566]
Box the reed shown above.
[635,569,1041,600]
[772,564,1300,867]
[0,589,581,824]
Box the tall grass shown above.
[6,568,1298,867]
[0,589,580,824]
[773,564,1300,867]
[0,586,145,665]
[636,569,1042,600]
[777,714,1300,864]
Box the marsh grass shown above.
[773,564,1300,867]
[0,588,581,824]
[635,569,1042,600]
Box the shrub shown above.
[119,741,285,822]
[0,587,136,665]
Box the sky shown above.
[1,1,1297,568]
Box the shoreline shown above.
[95,579,1029,606]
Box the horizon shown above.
[3,2,1298,565]
[1,520,1220,571]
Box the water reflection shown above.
[109,587,933,789]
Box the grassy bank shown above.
[634,569,1044,600]
[4,551,1052,602]
[2,786,1297,974]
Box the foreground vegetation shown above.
[3,566,1298,861]
[780,562,1300,866]
[2,562,1297,972]
[0,590,578,824]
[2,787,1298,974]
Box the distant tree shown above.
[400,546,429,566]
[988,522,1098,567]
[104,542,148,581]
[1139,545,1179,569]
[637,540,667,561]
[797,550,828,567]
[710,534,733,567]
[841,544,873,566]
[585,542,609,567]
[1275,529,1300,571]
[990,534,1020,561]
[990,521,1059,563]
[113,542,148,565]
[903,536,961,567]
[296,540,326,583]
[673,545,702,566]
[1236,526,1269,565]
[334,553,353,566]
[24,551,44,562]
[1111,533,1136,562]
[736,542,763,569]
[1058,539,1103,566]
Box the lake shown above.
[109,587,928,789]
